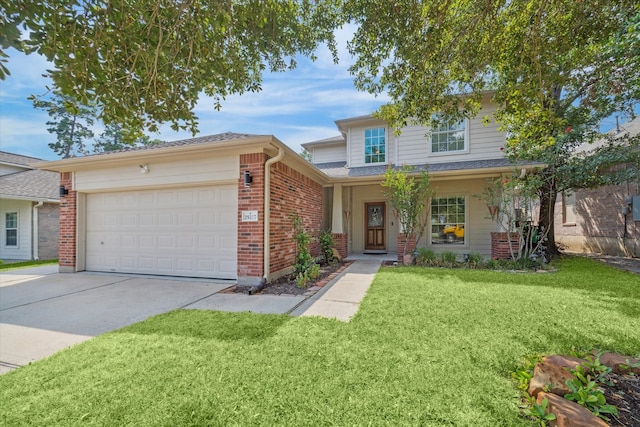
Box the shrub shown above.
[466,252,485,269]
[440,251,458,268]
[415,247,438,266]
[291,212,318,288]
[318,229,335,264]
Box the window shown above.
[364,127,386,164]
[430,119,466,153]
[562,192,576,225]
[5,212,18,247]
[431,196,465,245]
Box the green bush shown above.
[440,251,458,268]
[466,252,485,269]
[415,247,438,266]
[291,212,318,288]
[318,229,335,264]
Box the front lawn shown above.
[1,257,638,426]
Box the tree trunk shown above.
[537,168,562,259]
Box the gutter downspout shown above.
[33,201,44,260]
[263,146,285,284]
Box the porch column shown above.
[331,184,348,259]
[331,183,343,233]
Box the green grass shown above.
[0,259,58,271]
[1,257,638,426]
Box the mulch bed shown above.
[222,262,352,296]
[605,372,640,427]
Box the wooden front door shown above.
[365,202,385,250]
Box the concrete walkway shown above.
[291,260,382,321]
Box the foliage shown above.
[93,123,163,153]
[466,252,485,269]
[291,212,317,288]
[1,0,341,139]
[529,398,556,427]
[415,247,437,267]
[478,172,549,262]
[299,148,312,162]
[439,251,458,268]
[318,229,335,265]
[381,165,434,256]
[31,90,95,158]
[344,0,640,259]
[564,354,618,421]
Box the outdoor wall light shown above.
[621,206,631,216]
[243,170,253,187]
[59,185,69,197]
[139,164,150,174]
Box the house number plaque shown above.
[241,210,258,222]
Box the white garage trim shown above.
[85,186,237,279]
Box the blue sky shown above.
[0,25,389,161]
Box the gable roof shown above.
[0,169,60,202]
[301,135,345,149]
[0,151,43,168]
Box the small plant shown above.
[529,398,557,426]
[415,247,438,266]
[466,252,485,269]
[318,229,335,264]
[440,251,458,268]
[291,212,318,288]
[564,363,618,421]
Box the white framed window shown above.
[364,127,386,164]
[5,212,18,247]
[430,118,468,154]
[430,196,466,245]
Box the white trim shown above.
[427,118,470,157]
[429,193,469,248]
[4,211,19,248]
[363,126,388,165]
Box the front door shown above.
[365,202,386,250]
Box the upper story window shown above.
[364,127,386,164]
[5,212,18,247]
[430,119,467,154]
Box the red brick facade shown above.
[237,153,267,281]
[332,233,348,260]
[491,232,520,260]
[269,161,323,276]
[554,185,639,256]
[397,233,417,262]
[59,172,76,271]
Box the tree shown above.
[93,123,164,153]
[381,165,434,259]
[31,90,95,158]
[1,0,341,139]
[344,0,640,258]
[300,148,312,162]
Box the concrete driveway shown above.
[0,267,304,374]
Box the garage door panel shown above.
[86,186,237,279]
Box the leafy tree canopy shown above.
[345,0,640,256]
[1,0,341,138]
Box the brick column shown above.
[59,172,76,273]
[491,232,520,260]
[332,233,348,260]
[397,233,417,263]
[237,154,266,287]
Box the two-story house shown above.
[304,98,537,260]
[38,99,537,286]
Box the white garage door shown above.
[86,186,237,279]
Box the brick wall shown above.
[237,153,266,284]
[269,161,323,276]
[491,232,520,260]
[59,172,76,270]
[555,184,639,256]
[37,202,59,260]
[397,233,417,262]
[332,233,348,260]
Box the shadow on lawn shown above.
[115,309,293,343]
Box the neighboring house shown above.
[37,98,539,284]
[555,117,640,257]
[0,151,60,261]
